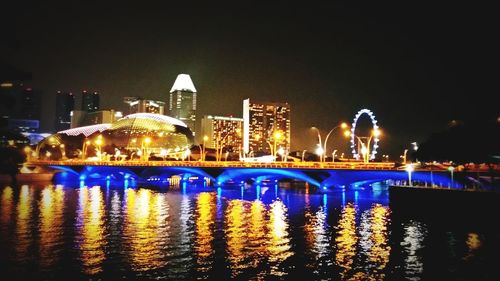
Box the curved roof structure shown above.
[58,123,112,137]
[114,113,187,129]
[170,74,197,93]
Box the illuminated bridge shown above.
[27,160,459,189]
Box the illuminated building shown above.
[201,115,243,153]
[39,113,194,160]
[168,74,197,135]
[124,97,165,114]
[243,98,291,155]
[81,90,99,112]
[55,91,75,131]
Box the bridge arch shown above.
[216,168,322,187]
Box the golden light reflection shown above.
[16,185,33,261]
[123,188,167,271]
[1,186,13,225]
[39,185,65,270]
[247,200,266,269]
[304,206,329,261]
[464,232,482,261]
[77,186,106,275]
[335,203,357,278]
[267,200,292,277]
[195,192,216,273]
[368,204,390,279]
[225,199,249,277]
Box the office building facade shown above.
[243,98,291,155]
[169,74,197,135]
[124,97,165,115]
[81,90,99,112]
[201,115,243,153]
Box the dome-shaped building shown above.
[102,113,194,155]
[37,113,194,160]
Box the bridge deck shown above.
[27,160,396,170]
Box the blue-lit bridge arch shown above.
[43,161,460,190]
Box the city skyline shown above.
[1,3,496,158]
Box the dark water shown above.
[0,183,497,280]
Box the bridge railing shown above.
[27,159,396,170]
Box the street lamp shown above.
[142,137,151,161]
[272,130,283,161]
[448,166,455,188]
[315,145,324,160]
[95,135,103,161]
[302,149,307,162]
[353,129,381,163]
[405,164,414,186]
[400,149,408,164]
[311,127,322,162]
[332,149,337,163]
[322,122,348,162]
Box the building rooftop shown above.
[170,74,197,93]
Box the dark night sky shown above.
[1,2,496,158]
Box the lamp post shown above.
[448,166,455,188]
[406,164,414,186]
[354,129,380,163]
[272,130,283,161]
[302,149,307,162]
[332,149,337,163]
[311,127,322,162]
[142,137,151,161]
[95,135,103,161]
[59,144,66,160]
[322,123,348,162]
[400,149,408,164]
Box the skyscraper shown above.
[81,90,99,112]
[201,115,243,153]
[124,97,165,115]
[169,74,197,135]
[55,91,75,131]
[243,98,291,155]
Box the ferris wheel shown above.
[350,109,380,160]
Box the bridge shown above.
[26,159,459,189]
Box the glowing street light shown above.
[448,166,455,188]
[405,164,414,186]
[353,129,381,163]
[95,135,103,160]
[332,149,337,163]
[301,149,307,162]
[272,130,283,160]
[315,145,324,158]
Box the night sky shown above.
[1,2,496,158]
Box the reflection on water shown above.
[76,186,106,274]
[195,192,216,275]
[0,184,497,280]
[39,185,64,270]
[16,185,33,263]
[123,188,169,271]
[335,203,357,279]
[401,220,427,280]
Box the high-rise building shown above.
[55,91,75,131]
[81,90,99,112]
[169,74,197,135]
[201,115,243,153]
[0,65,39,131]
[243,98,291,155]
[124,97,165,115]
